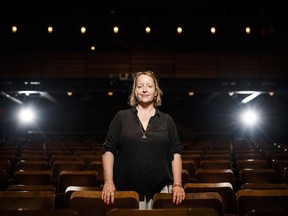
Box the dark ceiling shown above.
[0,0,287,52]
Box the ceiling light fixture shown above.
[241,92,261,104]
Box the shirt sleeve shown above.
[102,111,121,155]
[168,115,183,156]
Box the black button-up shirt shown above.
[103,106,182,201]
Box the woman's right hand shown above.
[101,181,116,205]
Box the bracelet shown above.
[172,183,183,188]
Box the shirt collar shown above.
[132,106,160,117]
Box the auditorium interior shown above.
[0,1,288,216]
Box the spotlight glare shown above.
[18,107,35,123]
[240,110,258,126]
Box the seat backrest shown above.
[181,154,202,169]
[63,185,102,207]
[69,191,139,216]
[7,184,56,193]
[152,192,224,216]
[0,191,55,210]
[236,159,268,170]
[0,160,11,190]
[0,154,17,163]
[182,160,197,179]
[106,208,220,216]
[272,160,288,182]
[184,182,236,214]
[80,154,102,169]
[0,208,78,216]
[236,189,288,216]
[51,160,85,182]
[239,168,283,185]
[204,154,231,161]
[234,153,263,161]
[244,209,288,216]
[57,170,98,193]
[15,160,49,171]
[241,183,288,189]
[265,153,288,166]
[0,160,11,174]
[10,170,52,185]
[182,170,190,186]
[200,160,232,169]
[20,154,48,162]
[49,154,77,167]
[195,169,235,189]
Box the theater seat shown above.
[241,183,288,190]
[184,182,236,215]
[9,170,52,185]
[236,189,288,216]
[200,159,232,169]
[236,159,268,170]
[244,209,288,216]
[238,169,283,186]
[51,160,85,183]
[195,169,236,189]
[63,185,102,207]
[152,192,224,216]
[7,184,56,193]
[69,191,139,216]
[106,208,220,216]
[0,208,78,216]
[0,191,55,210]
[15,160,49,171]
[57,170,98,193]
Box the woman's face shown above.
[135,74,157,104]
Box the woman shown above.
[101,71,185,209]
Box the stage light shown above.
[18,107,36,124]
[210,27,216,34]
[228,91,235,96]
[177,27,183,34]
[113,26,119,33]
[80,26,86,34]
[188,91,194,96]
[12,26,17,33]
[48,26,53,33]
[245,26,251,34]
[145,26,151,34]
[240,109,259,126]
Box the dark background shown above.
[0,0,287,142]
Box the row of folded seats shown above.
[0,138,105,192]
[0,136,288,216]
[0,184,288,216]
[181,137,288,190]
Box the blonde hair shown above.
[128,71,163,107]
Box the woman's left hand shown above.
[171,185,185,205]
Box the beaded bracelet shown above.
[172,183,183,187]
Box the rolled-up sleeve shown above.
[102,112,121,155]
[168,115,182,157]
